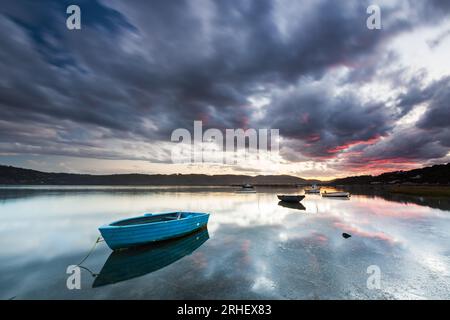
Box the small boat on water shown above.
[93,228,209,287]
[277,195,305,203]
[236,183,257,193]
[305,184,321,194]
[321,191,350,198]
[99,212,210,250]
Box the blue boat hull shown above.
[93,228,209,287]
[99,212,210,250]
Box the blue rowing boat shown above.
[99,212,210,250]
[93,228,209,287]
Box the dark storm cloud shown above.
[340,76,450,168]
[395,76,450,148]
[395,72,444,115]
[417,77,450,131]
[350,128,448,164]
[260,81,392,158]
[0,0,449,168]
[415,77,450,150]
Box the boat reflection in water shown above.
[277,201,306,211]
[93,227,209,288]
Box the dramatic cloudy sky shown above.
[0,0,449,179]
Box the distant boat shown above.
[278,201,306,210]
[305,184,321,194]
[277,195,305,203]
[321,191,350,198]
[99,212,210,250]
[93,228,209,287]
[236,183,256,193]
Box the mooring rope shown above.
[78,265,98,278]
[76,236,103,267]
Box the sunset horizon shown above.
[1,159,445,182]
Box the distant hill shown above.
[0,165,317,186]
[1,163,448,186]
[330,163,450,185]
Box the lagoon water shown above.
[0,186,449,299]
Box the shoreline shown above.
[1,183,450,197]
[388,185,450,197]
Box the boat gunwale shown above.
[321,192,350,198]
[277,195,305,200]
[99,212,209,230]
[277,194,305,197]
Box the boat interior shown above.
[111,212,191,226]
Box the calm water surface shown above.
[0,186,449,299]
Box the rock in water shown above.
[342,233,351,239]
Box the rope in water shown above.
[78,265,98,278]
[76,236,103,267]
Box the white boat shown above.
[305,184,321,194]
[321,191,350,198]
[236,184,257,193]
